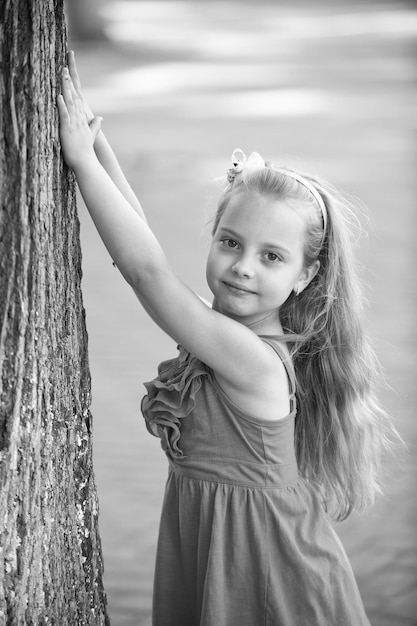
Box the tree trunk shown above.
[0,2,109,624]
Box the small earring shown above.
[294,285,302,296]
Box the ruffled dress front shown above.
[141,337,370,626]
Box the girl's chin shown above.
[213,298,250,319]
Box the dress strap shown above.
[260,335,297,413]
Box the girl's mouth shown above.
[223,281,255,295]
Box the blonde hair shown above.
[213,164,400,521]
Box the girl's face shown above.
[206,189,315,327]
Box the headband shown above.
[227,148,328,244]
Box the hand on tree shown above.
[67,50,95,124]
[58,67,102,171]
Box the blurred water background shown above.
[67,1,417,624]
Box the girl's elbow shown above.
[121,265,149,291]
[121,258,169,295]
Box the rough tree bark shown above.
[0,1,109,624]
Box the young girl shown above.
[58,52,397,626]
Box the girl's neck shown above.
[211,298,282,335]
[246,311,282,335]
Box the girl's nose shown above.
[231,257,255,279]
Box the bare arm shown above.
[93,131,146,221]
[67,50,146,221]
[68,51,174,331]
[57,67,286,407]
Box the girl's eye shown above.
[222,239,239,249]
[265,252,280,263]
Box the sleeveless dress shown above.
[141,336,370,626]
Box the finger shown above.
[67,69,85,113]
[62,68,84,114]
[61,69,74,109]
[64,67,77,96]
[57,94,70,124]
[67,50,95,122]
[68,50,82,93]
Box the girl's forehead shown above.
[219,191,306,246]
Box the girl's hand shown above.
[67,50,95,124]
[57,67,102,171]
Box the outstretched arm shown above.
[67,50,146,222]
[58,67,163,285]
[66,52,174,330]
[57,66,288,415]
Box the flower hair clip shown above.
[226,148,266,183]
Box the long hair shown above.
[213,164,400,521]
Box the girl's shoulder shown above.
[259,334,296,391]
[259,334,292,360]
[212,334,295,423]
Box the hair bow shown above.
[226,148,266,183]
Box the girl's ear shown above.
[295,260,320,295]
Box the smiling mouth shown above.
[223,281,256,295]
